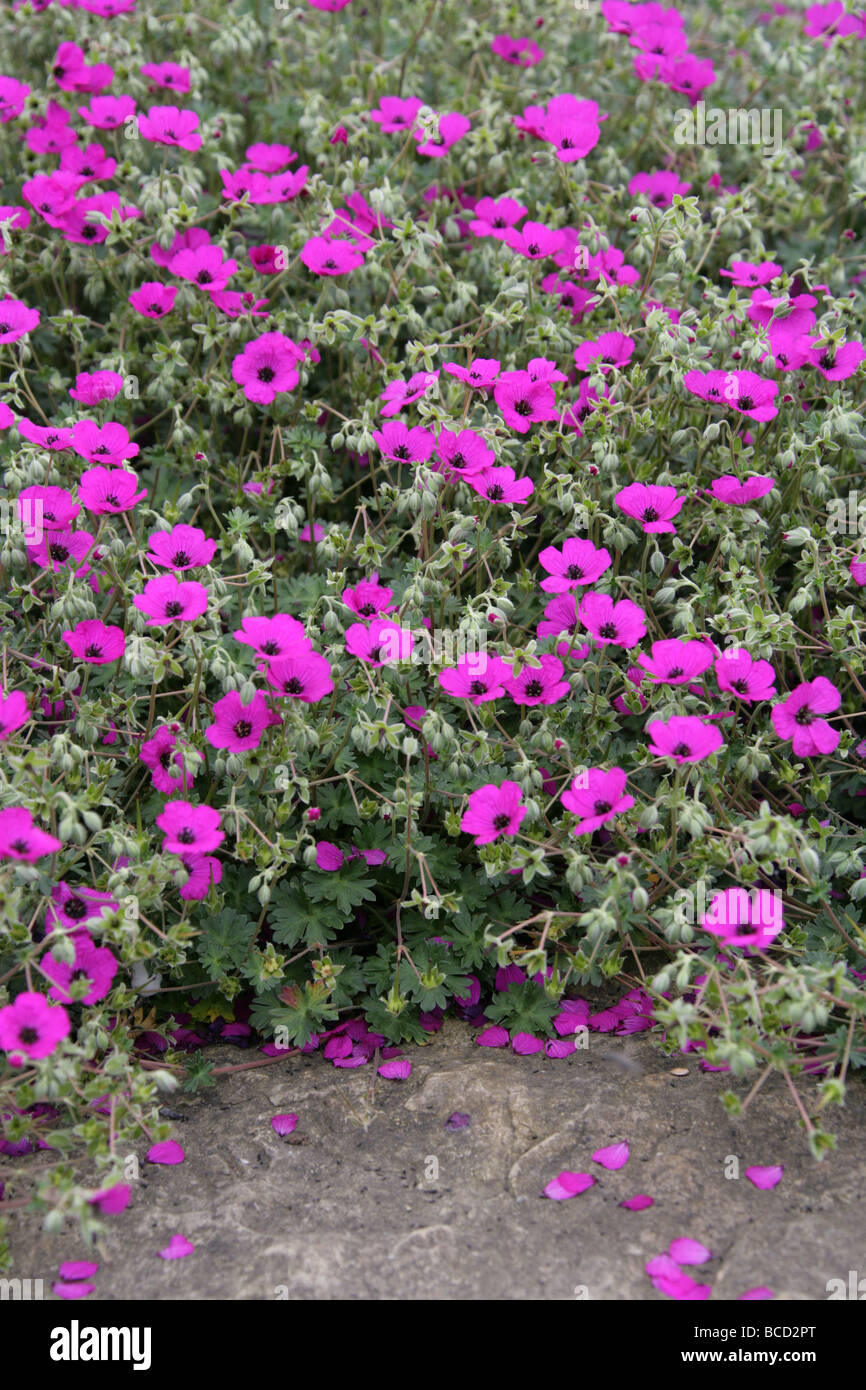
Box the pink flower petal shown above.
[377,1059,412,1080]
[745,1164,783,1190]
[669,1237,713,1265]
[158,1233,194,1260]
[739,1285,775,1300]
[545,1037,576,1058]
[592,1141,629,1170]
[476,1025,509,1048]
[543,1170,596,1200]
[146,1139,185,1165]
[271,1112,298,1135]
[53,1281,95,1299]
[512,1031,544,1055]
[620,1194,654,1211]
[58,1261,99,1280]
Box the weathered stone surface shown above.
[6,1020,866,1300]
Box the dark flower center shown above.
[65,896,88,920]
[668,666,684,679]
[487,484,504,500]
[593,800,612,815]
[258,366,275,382]
[284,677,303,694]
[164,600,184,617]
[599,622,617,639]
[393,445,410,460]
[513,398,532,416]
[643,507,658,522]
[737,396,754,410]
[19,1026,39,1044]
[104,494,120,507]
[49,543,70,561]
[525,679,544,696]
[527,242,540,255]
[233,720,253,738]
[359,603,376,616]
[323,258,337,269]
[11,839,31,854]
[84,643,102,658]
[566,564,583,579]
[673,742,691,757]
[176,828,196,844]
[795,706,815,725]
[196,270,213,284]
[172,551,190,567]
[820,351,836,369]
[261,640,280,656]
[469,679,487,695]
[159,748,173,769]
[493,812,510,830]
[731,678,749,693]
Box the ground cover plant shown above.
[1,0,866,1249]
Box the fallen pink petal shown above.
[271,1113,298,1135]
[592,1142,629,1170]
[745,1165,784,1190]
[543,1170,596,1200]
[377,1059,412,1079]
[146,1140,185,1165]
[158,1233,195,1260]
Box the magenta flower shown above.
[745,1164,783,1189]
[0,297,40,343]
[71,420,139,466]
[28,527,96,578]
[171,242,237,291]
[231,332,303,404]
[615,482,685,534]
[146,524,216,571]
[438,653,513,704]
[414,111,471,157]
[17,418,74,450]
[69,371,124,404]
[138,105,201,150]
[504,654,570,706]
[700,887,785,950]
[369,95,423,132]
[494,370,559,433]
[467,466,534,505]
[539,95,604,161]
[490,34,545,66]
[539,538,612,593]
[62,620,125,664]
[159,1234,195,1260]
[771,677,841,756]
[543,1171,596,1200]
[536,594,589,655]
[628,169,692,207]
[647,715,724,764]
[133,576,208,626]
[380,371,439,417]
[235,614,310,660]
[46,883,119,932]
[156,802,224,855]
[316,842,344,872]
[561,767,634,835]
[579,592,647,647]
[444,358,501,389]
[88,1183,131,1214]
[268,1113,299,1141]
[141,62,191,94]
[0,76,30,122]
[435,428,496,476]
[77,95,136,130]
[806,337,866,381]
[714,648,776,702]
[574,332,636,373]
[502,221,565,259]
[346,619,413,666]
[300,236,364,276]
[129,282,177,317]
[719,259,782,287]
[469,196,528,240]
[79,467,147,514]
[0,689,29,740]
[342,573,394,618]
[60,144,116,180]
[20,484,78,530]
[637,638,714,685]
[372,420,434,465]
[177,855,222,901]
[140,725,200,795]
[146,1140,185,1165]
[684,368,779,422]
[850,558,866,588]
[206,691,279,751]
[43,936,118,1005]
[708,474,775,505]
[461,780,527,845]
[0,991,70,1061]
[476,1025,509,1048]
[265,652,334,702]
